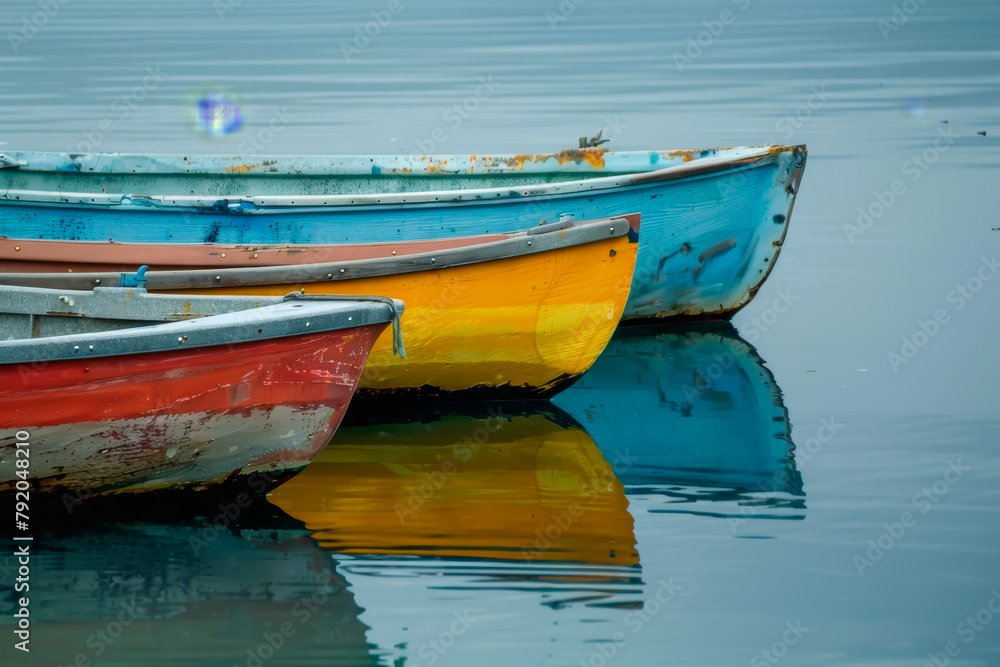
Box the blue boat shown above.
[0,144,806,321]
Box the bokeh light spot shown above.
[196,91,243,135]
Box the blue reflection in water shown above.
[555,324,804,522]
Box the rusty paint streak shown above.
[507,148,608,171]
[767,145,799,156]
[662,149,699,161]
[225,163,266,174]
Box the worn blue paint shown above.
[0,146,806,320]
[555,324,803,504]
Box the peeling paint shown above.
[224,163,268,174]
[508,147,609,171]
[0,406,337,496]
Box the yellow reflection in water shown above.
[271,410,638,567]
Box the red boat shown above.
[0,285,402,500]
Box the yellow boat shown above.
[269,407,638,567]
[3,214,639,399]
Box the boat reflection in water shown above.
[4,325,802,666]
[0,517,379,667]
[271,405,640,578]
[264,324,802,665]
[269,406,644,666]
[555,323,804,521]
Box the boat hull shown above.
[161,230,637,399]
[0,216,638,399]
[0,145,806,320]
[0,325,385,497]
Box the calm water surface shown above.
[1,0,998,665]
